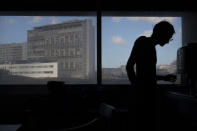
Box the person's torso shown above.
[134,36,157,86]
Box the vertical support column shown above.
[97,11,102,85]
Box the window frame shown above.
[101,11,183,86]
[0,11,183,87]
[0,11,97,86]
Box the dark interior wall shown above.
[182,12,197,46]
[0,85,47,123]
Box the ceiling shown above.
[1,0,197,12]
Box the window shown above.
[0,12,185,85]
[0,14,97,84]
[102,13,182,84]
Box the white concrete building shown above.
[0,62,58,78]
[27,19,95,79]
[0,42,27,62]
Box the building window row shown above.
[44,32,82,44]
[62,61,82,71]
[13,71,54,74]
[43,49,82,58]
[9,65,54,69]
[34,23,82,32]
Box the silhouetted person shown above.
[126,21,176,131]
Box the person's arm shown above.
[126,36,145,86]
[126,58,136,84]
[126,49,137,86]
[156,74,177,82]
[156,75,166,81]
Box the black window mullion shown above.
[97,11,102,85]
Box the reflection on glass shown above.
[0,16,97,84]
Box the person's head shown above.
[151,21,175,46]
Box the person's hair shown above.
[152,21,175,36]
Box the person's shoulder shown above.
[135,36,148,42]
[137,36,146,40]
[135,36,149,46]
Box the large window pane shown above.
[0,15,97,84]
[102,16,182,84]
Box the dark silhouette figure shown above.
[126,21,176,131]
